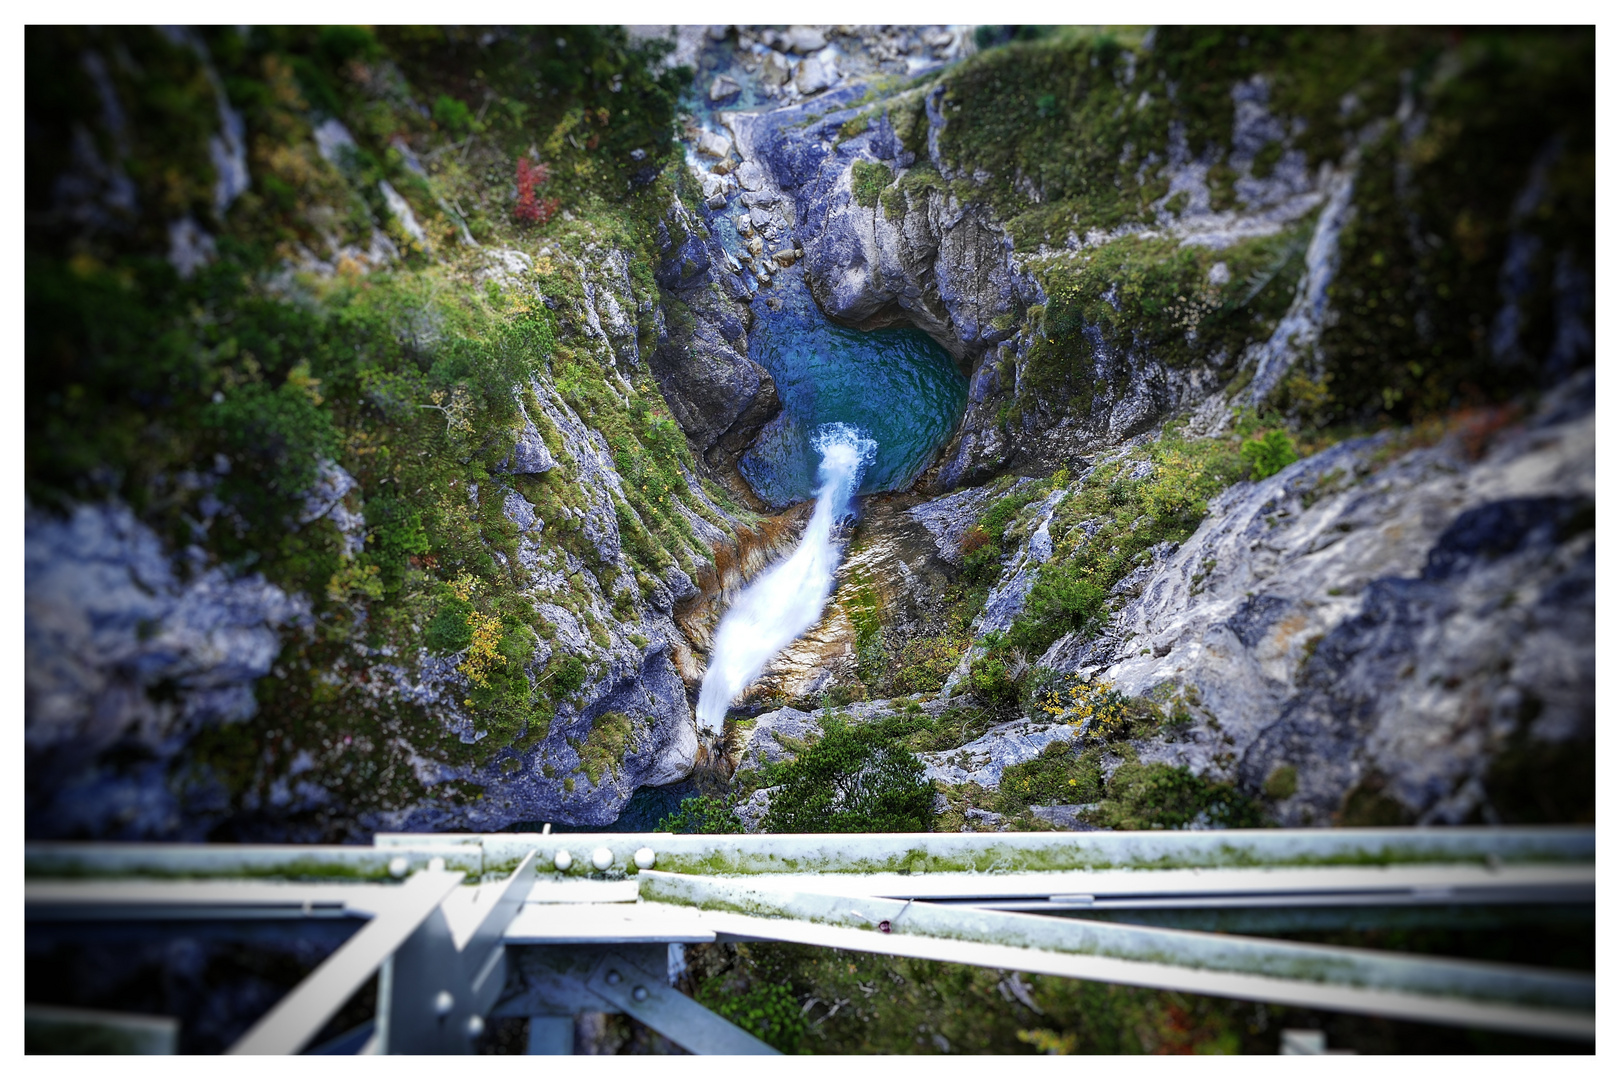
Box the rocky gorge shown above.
[25,25,1593,845]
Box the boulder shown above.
[794,56,836,96]
[695,129,733,159]
[781,26,828,53]
[708,75,741,103]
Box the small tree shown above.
[761,719,934,833]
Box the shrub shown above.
[425,596,474,653]
[1010,563,1110,657]
[1089,761,1261,830]
[966,648,1020,708]
[432,93,475,136]
[1240,429,1299,480]
[656,794,743,834]
[1263,764,1299,800]
[761,719,934,833]
[513,157,559,225]
[995,742,1105,815]
[891,634,969,695]
[1041,680,1132,738]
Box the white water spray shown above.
[696,423,877,733]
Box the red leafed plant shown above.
[514,158,555,224]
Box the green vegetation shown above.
[1263,765,1299,801]
[1006,429,1246,660]
[684,939,1265,1053]
[23,26,726,829]
[693,980,808,1053]
[573,710,637,786]
[850,159,894,208]
[1020,220,1313,417]
[1240,429,1300,480]
[656,794,744,834]
[760,717,934,833]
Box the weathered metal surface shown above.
[26,880,391,921]
[671,863,1594,908]
[504,902,718,945]
[376,826,1594,879]
[25,842,482,881]
[637,873,1595,1040]
[584,951,778,1055]
[228,869,464,1055]
[26,827,1596,1052]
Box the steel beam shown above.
[227,869,464,1055]
[636,872,1595,1041]
[26,842,481,881]
[377,826,1593,879]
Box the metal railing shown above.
[24,826,1595,1052]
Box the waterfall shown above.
[695,423,876,733]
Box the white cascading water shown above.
[695,422,877,733]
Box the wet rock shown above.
[708,75,741,103]
[695,129,733,159]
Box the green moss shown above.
[1316,30,1594,426]
[1263,765,1299,801]
[851,159,894,208]
[573,709,637,786]
[1004,429,1245,660]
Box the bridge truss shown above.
[24,826,1595,1053]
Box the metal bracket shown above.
[583,950,778,1055]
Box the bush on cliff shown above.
[761,718,934,833]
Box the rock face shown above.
[647,182,782,494]
[25,503,309,837]
[918,719,1079,788]
[1035,373,1595,826]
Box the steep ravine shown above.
[24,26,1593,840]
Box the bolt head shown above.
[633,847,656,869]
[632,986,649,1002]
[605,970,622,985]
[387,856,409,878]
[591,846,614,870]
[433,990,455,1017]
[465,1014,485,1038]
[553,849,573,871]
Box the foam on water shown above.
[695,423,876,732]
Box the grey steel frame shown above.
[24,826,1595,1052]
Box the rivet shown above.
[633,847,656,869]
[591,846,614,870]
[465,1014,485,1038]
[632,986,649,1002]
[553,849,573,871]
[606,970,622,985]
[387,856,409,878]
[433,990,455,1017]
